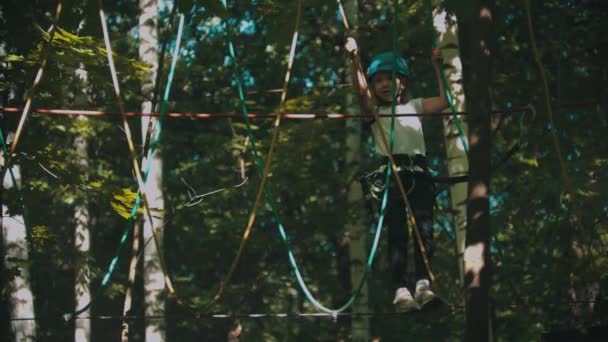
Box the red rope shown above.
[1,102,597,120]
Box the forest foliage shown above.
[1,0,607,340]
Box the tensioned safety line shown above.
[13,297,608,321]
[216,0,395,316]
[0,0,63,188]
[204,0,303,310]
[4,104,562,118]
[424,0,469,155]
[9,99,599,119]
[11,308,461,321]
[69,7,185,319]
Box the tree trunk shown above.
[74,117,91,342]
[2,152,36,341]
[142,137,165,342]
[120,221,140,342]
[432,0,469,285]
[139,1,166,341]
[463,1,494,341]
[73,65,92,342]
[342,0,370,340]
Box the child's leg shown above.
[409,173,435,282]
[386,178,410,291]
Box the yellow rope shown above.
[208,0,303,308]
[338,0,435,282]
[1,1,63,183]
[98,2,175,294]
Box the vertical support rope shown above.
[0,0,63,186]
[139,13,186,297]
[70,8,185,319]
[387,0,436,283]
[424,0,469,154]
[206,0,303,309]
[339,0,436,283]
[143,1,180,153]
[97,0,173,293]
[337,0,351,31]
[217,0,390,315]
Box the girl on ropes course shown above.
[345,37,448,312]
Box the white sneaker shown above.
[392,287,420,312]
[414,279,436,306]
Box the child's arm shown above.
[345,37,375,120]
[422,48,449,114]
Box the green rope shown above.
[70,13,185,319]
[424,0,469,154]
[220,0,397,315]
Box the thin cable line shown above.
[11,298,608,321]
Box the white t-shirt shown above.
[371,98,426,156]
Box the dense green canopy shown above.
[1,0,606,340]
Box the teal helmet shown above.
[366,52,410,80]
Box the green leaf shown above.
[111,188,142,219]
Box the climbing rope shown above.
[387,0,437,284]
[424,0,469,155]
[205,0,303,309]
[98,0,179,295]
[144,1,181,154]
[5,103,571,119]
[339,0,437,283]
[69,7,185,318]
[137,12,187,297]
[0,1,63,185]
[214,0,397,315]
